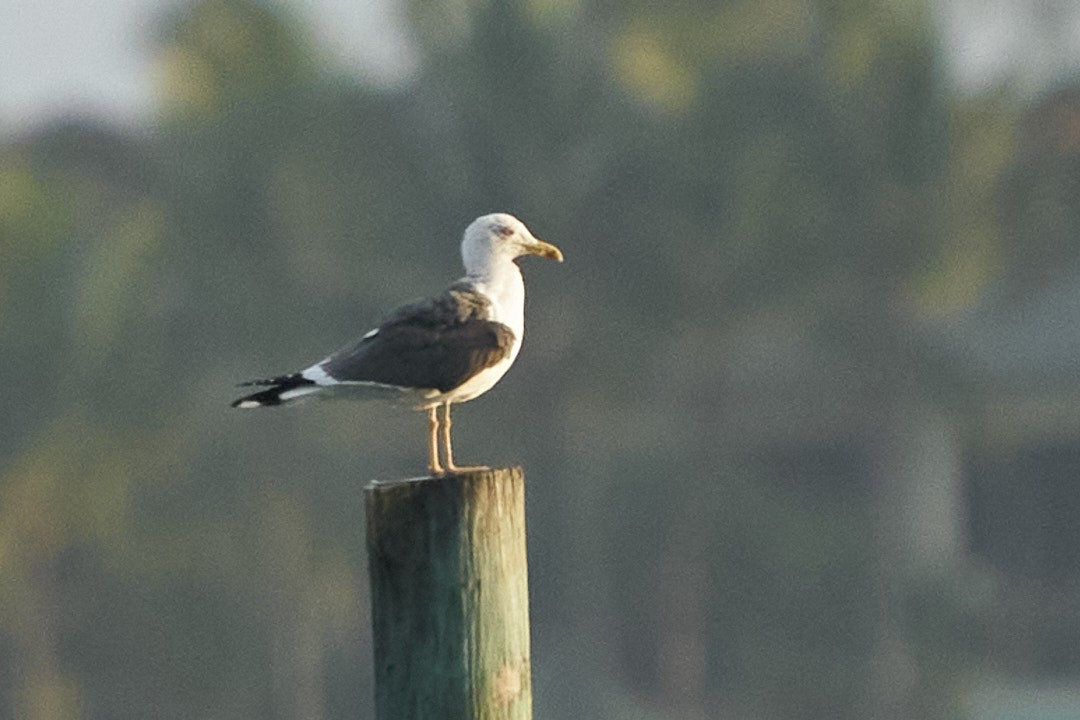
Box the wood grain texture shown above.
[366,467,531,720]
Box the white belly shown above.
[424,354,516,407]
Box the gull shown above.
[232,213,563,475]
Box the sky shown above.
[0,0,417,136]
[939,0,1080,95]
[4,0,1080,138]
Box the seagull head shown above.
[462,213,563,275]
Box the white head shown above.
[461,213,563,277]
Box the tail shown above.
[231,373,319,408]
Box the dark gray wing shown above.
[320,283,516,393]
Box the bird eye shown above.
[496,224,515,238]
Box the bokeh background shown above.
[5,1,1080,718]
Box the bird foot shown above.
[440,464,490,475]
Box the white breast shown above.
[472,261,526,340]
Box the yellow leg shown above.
[442,402,487,473]
[427,405,444,475]
[441,402,456,471]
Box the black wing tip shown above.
[231,390,282,408]
[231,373,315,408]
[236,373,303,388]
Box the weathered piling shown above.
[365,466,531,720]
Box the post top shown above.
[365,465,523,491]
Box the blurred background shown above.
[4,0,1080,718]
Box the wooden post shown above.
[365,466,532,720]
